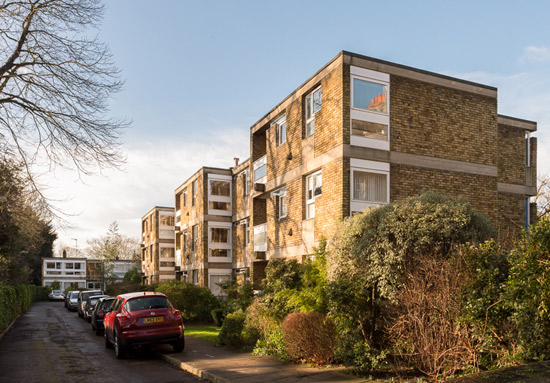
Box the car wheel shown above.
[114,332,125,359]
[172,337,185,353]
[104,330,113,349]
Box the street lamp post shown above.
[71,238,78,256]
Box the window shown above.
[353,171,388,204]
[209,201,231,211]
[274,115,286,146]
[210,227,229,243]
[192,225,198,252]
[305,87,321,137]
[74,263,81,270]
[245,221,250,245]
[210,180,230,196]
[193,270,199,285]
[305,171,322,219]
[211,249,229,257]
[526,132,531,167]
[183,189,187,206]
[243,168,250,196]
[192,180,198,206]
[66,263,74,269]
[253,156,267,183]
[276,187,287,218]
[183,231,188,251]
[46,262,55,269]
[352,79,387,113]
[160,247,174,258]
[160,214,174,227]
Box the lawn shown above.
[184,325,221,342]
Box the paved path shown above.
[0,301,205,383]
[155,335,368,383]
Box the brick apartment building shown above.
[159,51,537,291]
[141,206,176,284]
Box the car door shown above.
[105,298,122,342]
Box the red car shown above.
[103,292,185,359]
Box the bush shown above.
[282,311,336,365]
[0,284,37,333]
[211,308,225,327]
[216,311,246,347]
[155,280,220,322]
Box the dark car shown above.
[64,290,74,308]
[77,290,103,318]
[67,291,81,311]
[104,292,184,359]
[91,297,114,335]
[84,295,109,322]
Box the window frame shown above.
[208,222,232,263]
[192,180,198,206]
[243,168,250,196]
[305,171,322,219]
[277,187,287,219]
[274,115,287,146]
[350,159,390,214]
[305,86,321,138]
[192,225,198,252]
[183,189,187,207]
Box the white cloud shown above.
[51,126,249,254]
[519,45,550,63]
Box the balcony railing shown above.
[253,223,267,252]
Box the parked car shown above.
[91,297,114,335]
[104,292,185,359]
[67,291,81,311]
[84,295,109,322]
[77,290,103,318]
[48,290,64,301]
[64,290,74,308]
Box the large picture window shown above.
[352,79,387,113]
[353,171,388,203]
[211,227,229,243]
[305,87,321,137]
[210,180,230,196]
[305,171,322,219]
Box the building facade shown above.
[173,51,537,290]
[42,257,87,290]
[141,206,176,285]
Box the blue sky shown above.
[54,0,550,250]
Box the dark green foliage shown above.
[155,280,220,322]
[123,265,141,284]
[505,216,550,361]
[0,284,37,333]
[216,311,246,347]
[211,308,225,327]
[262,258,302,294]
[219,279,254,313]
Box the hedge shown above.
[0,284,39,334]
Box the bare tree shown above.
[0,0,127,217]
[534,174,550,218]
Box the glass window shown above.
[245,222,250,245]
[192,180,198,206]
[275,116,286,146]
[183,231,188,251]
[66,263,73,269]
[305,87,321,137]
[160,215,174,226]
[353,79,387,113]
[278,187,287,218]
[127,296,168,312]
[254,161,266,182]
[243,169,250,196]
[353,171,388,203]
[210,180,230,196]
[160,247,174,258]
[211,227,229,243]
[306,171,322,219]
[46,262,55,269]
[351,119,388,141]
[193,270,199,285]
[209,201,231,211]
[183,189,187,206]
[192,225,198,252]
[75,263,81,269]
[211,249,229,257]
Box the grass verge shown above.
[185,325,221,342]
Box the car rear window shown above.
[70,292,79,298]
[100,299,114,309]
[82,291,101,299]
[126,296,169,312]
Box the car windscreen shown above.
[126,296,169,312]
[82,291,101,300]
[70,292,79,298]
[100,299,114,309]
